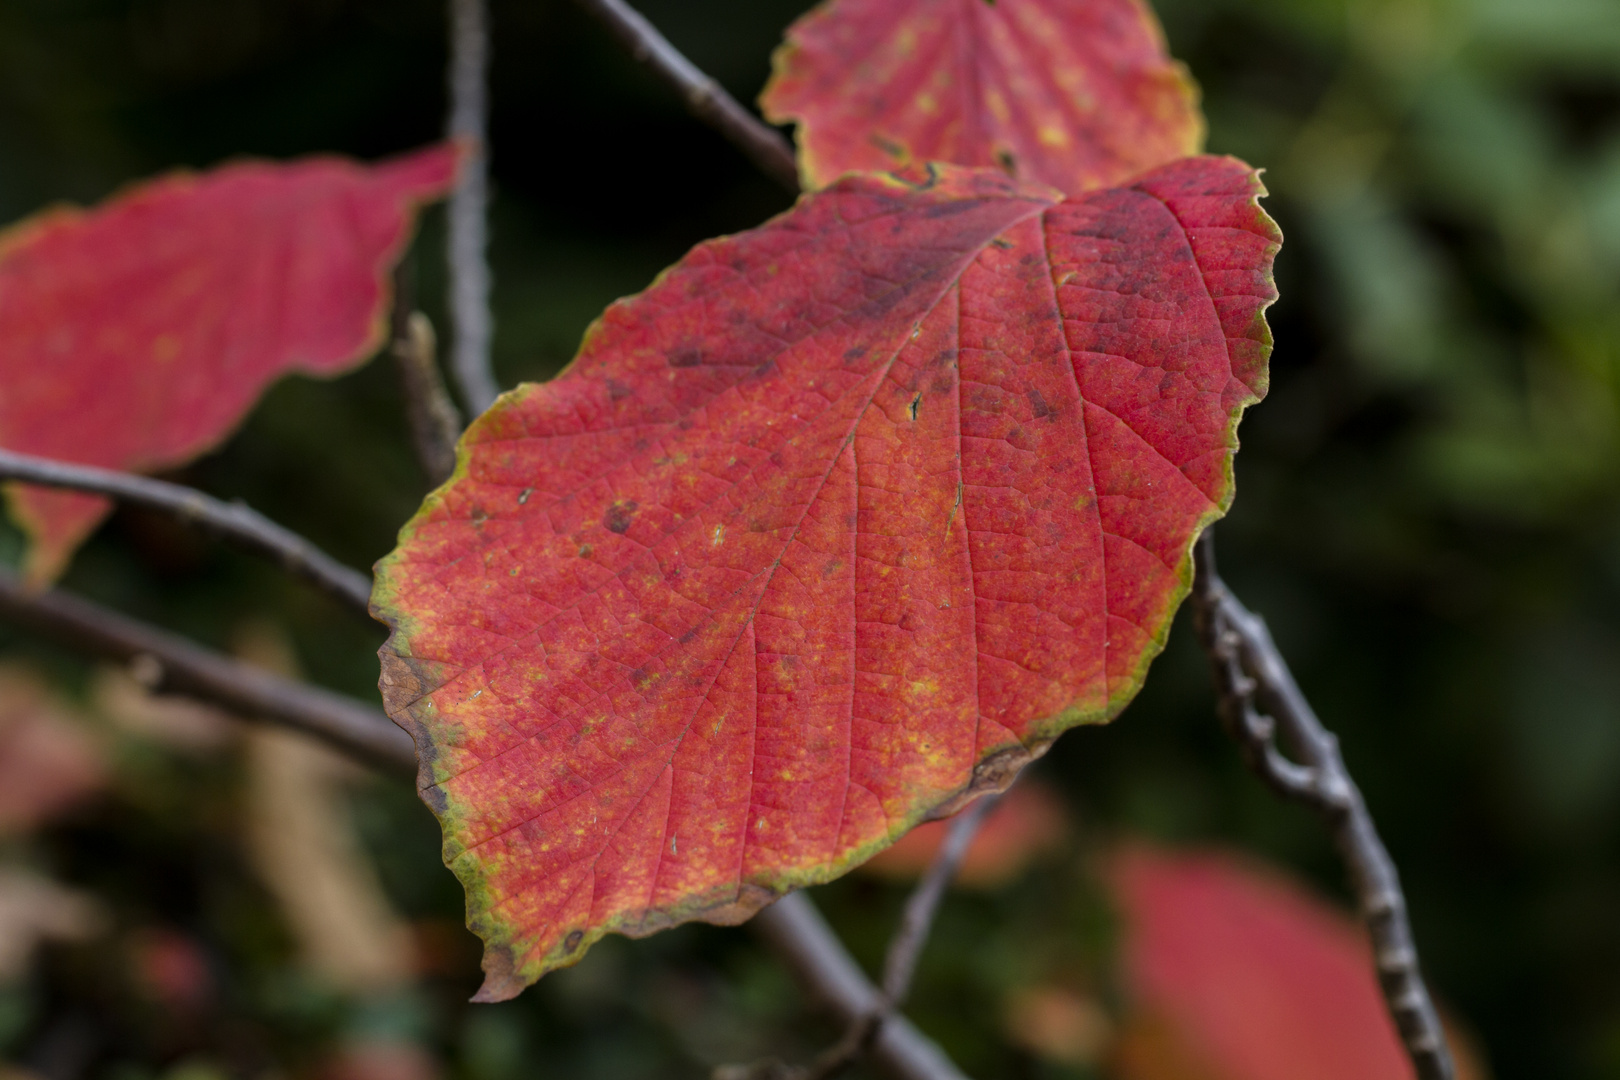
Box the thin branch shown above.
[882,794,997,1003]
[1190,530,1456,1080]
[568,0,800,192]
[0,449,372,614]
[392,309,463,486]
[446,0,500,415]
[747,892,970,1080]
[0,568,414,774]
[782,794,1000,1080]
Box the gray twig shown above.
[0,448,372,614]
[446,0,500,415]
[882,794,999,1005]
[746,893,970,1080]
[789,794,1000,1080]
[391,306,463,486]
[1190,530,1456,1080]
[725,799,994,1080]
[568,0,799,192]
[0,568,414,773]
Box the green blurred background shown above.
[0,0,1618,1076]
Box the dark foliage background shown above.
[1,0,1618,1076]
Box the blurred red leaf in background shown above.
[861,781,1068,888]
[1109,845,1485,1080]
[0,144,458,582]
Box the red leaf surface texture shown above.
[0,145,459,581]
[373,157,1278,999]
[762,0,1203,196]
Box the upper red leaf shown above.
[761,0,1204,195]
[373,157,1277,999]
[0,145,459,582]
[1110,846,1485,1080]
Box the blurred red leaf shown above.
[762,0,1202,195]
[0,665,106,834]
[373,156,1277,999]
[860,781,1067,887]
[0,144,458,582]
[1109,845,1487,1080]
[127,926,214,1012]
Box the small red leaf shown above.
[761,0,1203,195]
[373,157,1277,999]
[1110,846,1485,1080]
[0,145,459,582]
[860,781,1067,887]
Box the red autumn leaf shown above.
[0,144,459,582]
[373,156,1278,999]
[1109,845,1487,1080]
[761,0,1203,196]
[860,780,1067,887]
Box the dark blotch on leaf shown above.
[564,930,584,953]
[421,782,448,814]
[604,500,638,534]
[868,133,905,160]
[1028,387,1053,420]
[669,348,702,368]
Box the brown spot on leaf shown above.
[604,500,638,534]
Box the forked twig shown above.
[811,794,1000,1080]
[729,797,996,1080]
[0,569,414,772]
[568,0,799,192]
[393,310,463,486]
[390,267,463,486]
[0,449,373,614]
[445,0,500,414]
[748,892,970,1080]
[1190,530,1456,1080]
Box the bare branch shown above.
[1190,530,1456,1080]
[747,892,971,1080]
[882,793,997,1004]
[568,0,800,192]
[0,449,372,614]
[446,0,500,415]
[0,568,414,773]
[778,793,999,1080]
[392,311,462,486]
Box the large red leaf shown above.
[0,145,459,582]
[761,0,1203,196]
[373,156,1277,999]
[1109,846,1485,1080]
